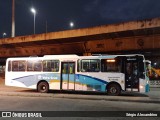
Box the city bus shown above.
[5,54,150,95]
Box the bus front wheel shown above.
[37,82,49,93]
[107,84,121,96]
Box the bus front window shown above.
[145,60,151,78]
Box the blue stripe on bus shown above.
[12,73,108,91]
[12,75,34,80]
[76,74,108,84]
[76,74,108,91]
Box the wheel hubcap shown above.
[110,87,117,93]
[42,86,46,90]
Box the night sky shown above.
[0,0,160,38]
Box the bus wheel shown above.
[107,84,121,96]
[37,82,49,93]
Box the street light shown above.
[31,8,36,34]
[70,22,74,28]
[3,33,7,38]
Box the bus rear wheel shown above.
[107,84,121,96]
[37,82,49,93]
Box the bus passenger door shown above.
[124,57,139,92]
[61,62,75,90]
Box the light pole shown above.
[70,22,74,28]
[31,8,36,34]
[12,0,15,37]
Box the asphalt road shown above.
[0,95,159,120]
[0,75,160,120]
[0,95,160,111]
[0,76,160,104]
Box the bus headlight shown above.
[140,85,144,89]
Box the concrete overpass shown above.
[0,17,160,58]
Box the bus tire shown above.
[37,82,49,93]
[107,84,121,96]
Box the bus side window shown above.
[27,61,33,71]
[81,59,100,72]
[51,60,59,72]
[43,60,59,72]
[43,60,51,71]
[101,59,121,72]
[34,61,42,71]
[90,60,100,72]
[12,61,26,72]
[12,61,19,71]
[19,61,26,71]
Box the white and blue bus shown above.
[5,54,150,95]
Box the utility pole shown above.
[12,0,15,37]
[31,8,36,34]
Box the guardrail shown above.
[149,80,160,88]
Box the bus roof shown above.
[6,54,144,61]
[43,54,79,58]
